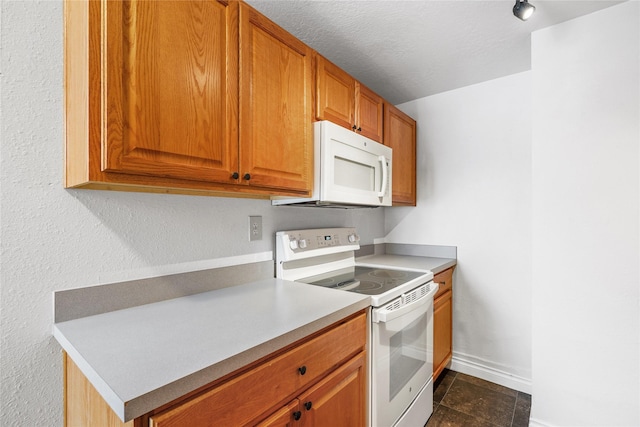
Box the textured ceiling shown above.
[246,0,625,104]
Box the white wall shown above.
[530,2,640,426]
[386,72,533,391]
[0,2,384,425]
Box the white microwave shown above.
[272,121,392,208]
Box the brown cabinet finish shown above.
[383,103,417,206]
[64,353,139,427]
[315,56,355,132]
[64,0,311,198]
[102,0,238,184]
[355,83,384,143]
[255,400,301,427]
[315,55,383,143]
[239,3,313,192]
[296,353,366,427]
[433,267,454,381]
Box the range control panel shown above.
[275,227,360,261]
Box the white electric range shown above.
[276,227,438,427]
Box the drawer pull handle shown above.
[293,411,302,421]
[298,365,307,375]
[304,401,312,411]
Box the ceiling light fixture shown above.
[513,0,535,21]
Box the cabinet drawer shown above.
[150,313,366,427]
[434,267,454,300]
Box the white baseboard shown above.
[449,354,532,394]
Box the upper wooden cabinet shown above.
[64,0,312,197]
[315,55,384,143]
[239,3,313,192]
[383,103,417,206]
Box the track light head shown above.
[513,0,535,21]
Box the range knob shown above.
[289,238,298,250]
[298,239,308,249]
[348,233,359,243]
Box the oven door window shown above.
[389,312,427,399]
[371,296,433,427]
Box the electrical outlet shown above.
[249,216,262,241]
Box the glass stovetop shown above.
[297,266,427,296]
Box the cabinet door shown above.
[433,291,452,380]
[255,400,300,427]
[384,103,417,206]
[239,3,312,192]
[356,83,384,143]
[433,267,453,380]
[315,55,356,131]
[103,0,239,183]
[298,353,366,427]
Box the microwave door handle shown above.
[378,155,389,197]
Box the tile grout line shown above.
[441,374,519,427]
[440,371,458,401]
[509,393,519,427]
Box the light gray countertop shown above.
[357,254,456,275]
[53,278,370,422]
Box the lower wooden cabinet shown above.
[294,353,366,427]
[64,312,367,427]
[433,267,454,381]
[257,353,365,427]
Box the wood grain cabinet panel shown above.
[296,353,366,427]
[255,400,300,427]
[356,83,384,143]
[315,55,383,143]
[315,56,355,131]
[64,0,311,198]
[239,3,313,192]
[102,0,238,184]
[433,267,454,381]
[383,103,417,206]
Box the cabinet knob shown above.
[357,127,362,132]
[231,172,239,179]
[298,365,307,375]
[293,411,302,421]
[352,124,357,130]
[243,173,251,180]
[304,401,312,411]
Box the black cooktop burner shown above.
[369,269,408,279]
[299,265,426,296]
[355,281,384,292]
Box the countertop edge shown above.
[123,298,370,421]
[430,259,457,275]
[53,325,127,421]
[54,282,370,422]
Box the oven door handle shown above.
[372,283,439,323]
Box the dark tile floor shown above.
[426,369,531,427]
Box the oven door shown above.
[371,285,435,427]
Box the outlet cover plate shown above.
[249,216,262,241]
